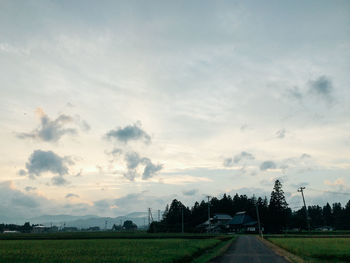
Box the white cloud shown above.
[324,178,345,186]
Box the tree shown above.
[163,199,191,232]
[308,205,323,229]
[122,220,137,230]
[112,224,122,231]
[268,180,289,233]
[344,200,350,229]
[21,222,32,233]
[323,203,332,226]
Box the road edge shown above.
[257,236,305,263]
[192,236,235,263]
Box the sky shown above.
[1,0,350,221]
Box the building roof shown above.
[33,225,46,228]
[213,214,232,220]
[228,211,257,226]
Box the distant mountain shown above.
[1,212,153,229]
[125,212,147,218]
[25,212,150,229]
[28,214,98,224]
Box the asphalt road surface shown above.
[212,235,289,263]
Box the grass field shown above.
[0,237,224,263]
[268,237,350,263]
[0,231,219,240]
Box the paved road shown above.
[212,235,289,263]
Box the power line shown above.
[308,187,350,196]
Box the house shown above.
[197,213,232,233]
[227,211,260,233]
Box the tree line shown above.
[0,222,32,233]
[149,180,350,233]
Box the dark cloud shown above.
[51,175,69,186]
[142,159,163,180]
[0,181,46,221]
[260,161,277,171]
[223,151,255,167]
[25,150,73,177]
[287,86,303,101]
[234,151,255,163]
[280,153,313,173]
[24,186,36,192]
[106,148,123,164]
[286,76,334,104]
[17,109,90,142]
[110,148,123,156]
[75,169,83,177]
[94,199,111,210]
[276,129,286,139]
[17,169,27,176]
[12,196,39,208]
[309,76,333,100]
[301,153,311,159]
[106,122,151,144]
[182,189,198,196]
[240,124,248,131]
[123,152,163,181]
[125,152,142,169]
[80,120,91,132]
[124,170,138,181]
[65,193,79,198]
[113,193,146,209]
[223,158,234,167]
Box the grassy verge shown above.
[267,237,350,263]
[191,236,235,263]
[0,232,220,240]
[259,237,304,263]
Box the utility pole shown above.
[255,202,263,238]
[298,187,310,232]
[207,196,211,233]
[181,206,184,233]
[158,210,161,222]
[148,208,153,228]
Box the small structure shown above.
[61,227,78,232]
[32,225,47,233]
[87,226,100,231]
[32,225,59,233]
[228,211,259,233]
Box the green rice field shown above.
[0,238,222,263]
[268,237,350,263]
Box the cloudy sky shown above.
[1,0,349,221]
